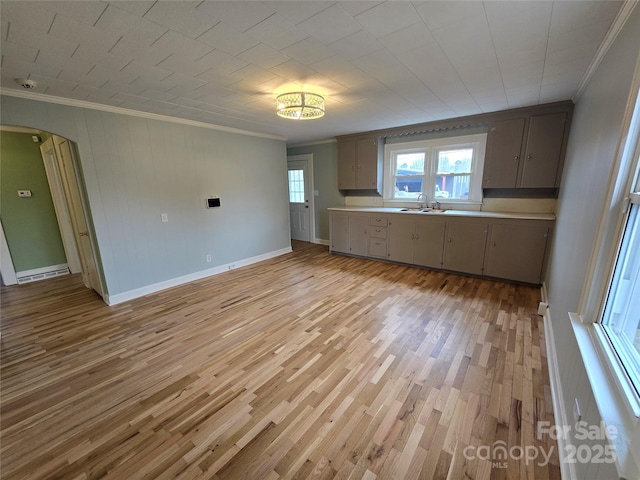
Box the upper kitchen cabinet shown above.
[483,102,573,190]
[337,135,383,194]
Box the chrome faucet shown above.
[417,193,428,209]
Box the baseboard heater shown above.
[16,264,70,284]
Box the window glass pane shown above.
[288,169,304,203]
[394,152,425,199]
[437,149,473,174]
[602,204,640,393]
[395,153,424,175]
[435,175,470,200]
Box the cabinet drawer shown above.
[370,217,388,227]
[369,239,387,258]
[370,226,387,239]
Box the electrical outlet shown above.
[206,254,212,263]
[17,190,32,197]
[161,213,168,223]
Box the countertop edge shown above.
[327,207,556,221]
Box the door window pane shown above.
[288,169,304,203]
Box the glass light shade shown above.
[276,92,325,120]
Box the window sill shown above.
[570,312,640,479]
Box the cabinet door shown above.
[338,140,357,189]
[330,213,350,253]
[485,224,549,284]
[520,113,567,188]
[356,138,378,189]
[414,218,445,269]
[387,217,415,264]
[349,215,369,256]
[483,118,526,188]
[443,222,488,275]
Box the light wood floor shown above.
[1,242,560,479]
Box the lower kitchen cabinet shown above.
[414,218,446,269]
[484,223,550,284]
[330,213,349,253]
[349,215,369,256]
[443,221,489,275]
[388,217,445,268]
[329,210,554,285]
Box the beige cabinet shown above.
[337,136,382,192]
[349,215,369,256]
[483,108,571,189]
[330,213,349,253]
[330,210,553,285]
[443,221,489,275]
[388,217,445,268]
[484,222,551,284]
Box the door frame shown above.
[287,154,315,243]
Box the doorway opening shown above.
[0,127,105,298]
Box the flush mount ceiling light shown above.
[276,92,325,120]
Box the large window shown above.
[384,134,486,204]
[601,193,640,396]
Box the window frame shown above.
[383,133,487,205]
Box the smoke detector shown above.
[17,79,37,89]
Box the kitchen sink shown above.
[399,208,447,213]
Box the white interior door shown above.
[288,158,311,242]
[40,138,82,274]
[53,136,104,297]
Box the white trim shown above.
[0,89,287,141]
[314,238,330,246]
[0,125,41,134]
[16,263,70,284]
[287,138,337,148]
[104,247,292,306]
[573,1,638,102]
[542,305,576,480]
[0,222,17,286]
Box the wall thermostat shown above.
[206,197,221,208]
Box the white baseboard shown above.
[541,284,576,480]
[313,238,329,246]
[105,247,292,306]
[16,263,70,284]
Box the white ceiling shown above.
[0,1,624,144]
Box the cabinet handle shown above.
[415,234,419,240]
[514,155,519,160]
[492,242,497,247]
[411,233,415,240]
[527,155,532,160]
[448,238,452,243]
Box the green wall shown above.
[0,131,67,271]
[287,141,344,241]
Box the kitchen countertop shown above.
[328,206,556,221]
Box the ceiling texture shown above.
[0,1,625,144]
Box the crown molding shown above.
[0,125,41,134]
[0,88,287,142]
[287,138,337,148]
[573,1,638,102]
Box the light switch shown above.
[18,190,32,197]
[161,213,168,223]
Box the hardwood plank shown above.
[0,241,560,479]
